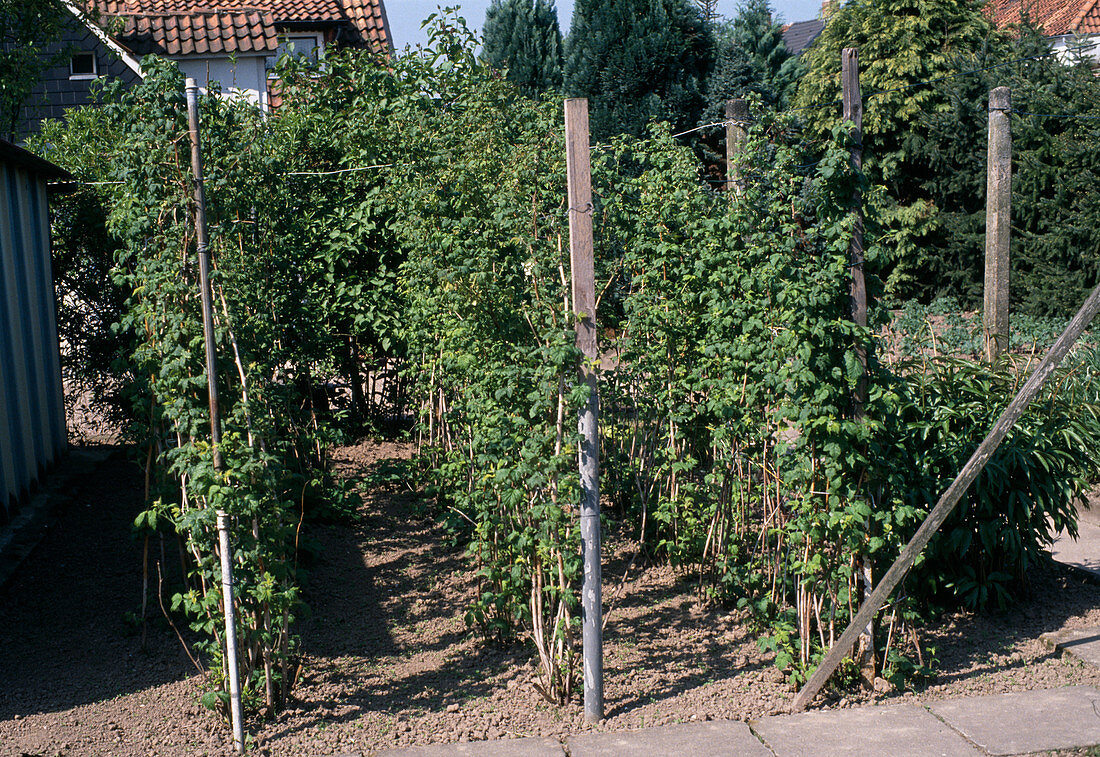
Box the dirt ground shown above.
[2,438,1100,756]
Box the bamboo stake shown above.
[565,97,603,723]
[185,78,245,753]
[792,277,1100,712]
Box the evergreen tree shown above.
[919,28,1100,316]
[564,0,713,139]
[482,0,563,97]
[793,0,1001,298]
[701,0,800,121]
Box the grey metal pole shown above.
[184,78,245,754]
[565,97,603,723]
[985,86,1011,363]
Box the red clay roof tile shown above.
[86,0,389,57]
[992,0,1100,35]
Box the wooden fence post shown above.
[185,78,245,754]
[842,46,875,688]
[985,86,1011,363]
[565,97,603,723]
[792,278,1100,712]
[725,98,749,195]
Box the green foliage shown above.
[35,6,1100,710]
[702,0,799,119]
[482,0,563,98]
[563,0,713,139]
[892,355,1100,609]
[793,0,1000,299]
[918,28,1100,317]
[592,114,907,678]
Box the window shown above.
[69,52,98,80]
[267,33,324,72]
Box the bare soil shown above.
[2,438,1100,756]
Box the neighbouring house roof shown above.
[782,18,825,56]
[85,0,391,57]
[992,0,1100,35]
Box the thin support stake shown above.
[565,97,603,723]
[185,78,245,753]
[985,86,1011,363]
[792,277,1100,712]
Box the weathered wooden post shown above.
[185,78,245,754]
[564,97,603,723]
[725,98,749,195]
[842,46,875,688]
[985,86,1011,363]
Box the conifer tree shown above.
[482,0,564,97]
[701,0,800,121]
[794,0,1000,298]
[563,0,713,139]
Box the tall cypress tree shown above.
[482,0,564,98]
[564,0,713,139]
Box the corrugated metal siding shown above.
[0,162,66,523]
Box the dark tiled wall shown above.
[12,21,142,140]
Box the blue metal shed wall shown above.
[0,161,66,522]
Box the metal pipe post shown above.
[185,78,245,753]
[565,97,603,723]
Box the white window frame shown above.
[69,51,99,80]
[267,32,325,74]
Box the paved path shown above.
[1052,496,1100,578]
[373,685,1100,757]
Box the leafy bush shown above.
[890,355,1100,609]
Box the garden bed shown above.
[1,438,1100,756]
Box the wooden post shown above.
[842,46,874,688]
[185,78,245,754]
[985,87,1011,363]
[725,99,749,195]
[565,97,603,723]
[792,278,1100,712]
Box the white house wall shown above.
[177,55,270,110]
[1050,34,1100,65]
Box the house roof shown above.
[782,18,825,55]
[991,0,1100,35]
[87,0,391,57]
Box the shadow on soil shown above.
[260,444,517,742]
[908,560,1100,693]
[0,446,198,721]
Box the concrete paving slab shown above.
[1051,520,1100,577]
[1041,627,1100,668]
[567,720,770,757]
[752,704,981,757]
[375,736,564,757]
[930,686,1100,755]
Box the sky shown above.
[386,0,824,51]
